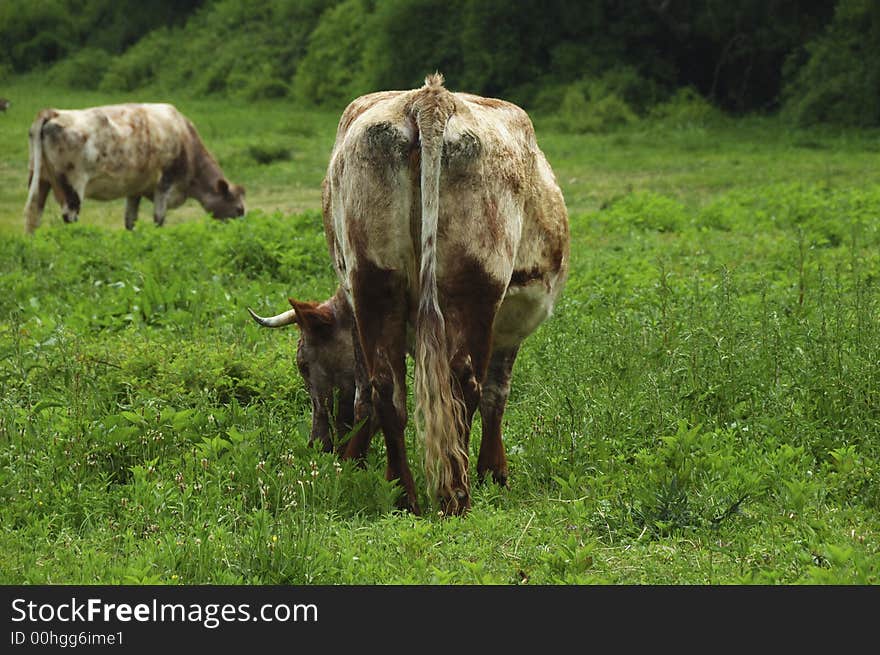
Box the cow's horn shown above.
[247,306,298,328]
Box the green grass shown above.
[1,77,879,584]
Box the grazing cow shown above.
[23,103,245,233]
[249,74,569,515]
[0,98,9,112]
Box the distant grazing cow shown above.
[0,98,9,112]
[249,74,569,515]
[23,103,245,233]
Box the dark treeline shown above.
[1,0,878,126]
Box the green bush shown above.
[247,143,293,165]
[99,28,173,92]
[782,0,880,127]
[545,78,639,134]
[0,0,847,120]
[0,0,74,73]
[600,191,689,233]
[0,0,199,76]
[293,0,373,106]
[95,1,334,99]
[534,66,658,114]
[240,78,291,102]
[649,87,724,129]
[47,48,113,90]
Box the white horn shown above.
[247,306,298,328]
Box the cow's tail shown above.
[24,110,54,234]
[412,73,468,510]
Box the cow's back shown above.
[325,88,567,320]
[440,93,567,284]
[324,91,419,297]
[41,103,191,200]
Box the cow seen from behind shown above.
[24,103,245,233]
[250,74,569,515]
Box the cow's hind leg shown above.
[153,187,169,227]
[441,349,484,516]
[439,256,507,515]
[477,346,519,487]
[57,173,82,224]
[154,156,187,226]
[341,328,380,462]
[125,196,140,230]
[153,166,179,227]
[24,179,51,234]
[352,262,420,514]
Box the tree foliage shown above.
[782,0,880,126]
[2,0,878,125]
[0,0,202,74]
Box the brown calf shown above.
[250,75,569,515]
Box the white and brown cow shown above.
[24,103,245,233]
[250,74,569,515]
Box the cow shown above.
[23,103,245,234]
[249,74,569,515]
[0,98,9,112]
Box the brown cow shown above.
[24,103,245,233]
[250,74,569,515]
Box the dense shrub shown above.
[293,0,373,107]
[649,87,725,129]
[533,66,660,132]
[47,48,114,90]
[558,85,638,134]
[0,0,200,74]
[782,0,880,127]
[0,1,74,73]
[99,29,173,93]
[95,0,334,98]
[6,0,877,125]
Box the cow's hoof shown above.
[396,493,421,516]
[440,489,471,516]
[478,466,509,488]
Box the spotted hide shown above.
[249,74,569,515]
[24,103,245,233]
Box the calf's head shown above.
[204,178,246,219]
[248,293,356,452]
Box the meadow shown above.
[1,76,878,583]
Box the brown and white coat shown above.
[251,75,569,515]
[24,103,245,233]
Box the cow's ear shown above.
[288,297,335,337]
[216,178,231,197]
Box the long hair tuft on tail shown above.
[411,73,469,510]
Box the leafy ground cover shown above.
[1,79,878,583]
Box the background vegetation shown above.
[2,0,879,127]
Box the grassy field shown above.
[1,77,879,583]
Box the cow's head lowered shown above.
[201,178,246,220]
[248,288,356,452]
